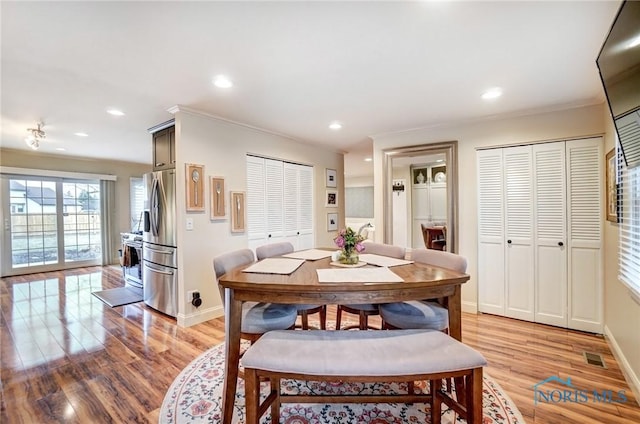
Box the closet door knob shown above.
[558,241,564,247]
[507,239,512,244]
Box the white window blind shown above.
[619,147,640,299]
[129,177,145,232]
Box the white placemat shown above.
[358,254,414,267]
[316,267,404,283]
[282,249,332,261]
[242,258,305,275]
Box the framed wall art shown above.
[325,190,338,207]
[326,168,337,188]
[230,191,246,232]
[327,212,338,231]
[605,148,620,223]
[210,176,226,219]
[186,163,205,212]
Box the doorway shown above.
[2,176,103,276]
[382,141,458,252]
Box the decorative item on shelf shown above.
[25,122,46,150]
[333,227,365,265]
[416,171,425,184]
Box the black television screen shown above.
[596,0,640,168]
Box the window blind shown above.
[619,147,640,299]
[129,177,145,232]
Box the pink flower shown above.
[355,242,365,253]
[334,235,345,248]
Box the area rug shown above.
[92,287,143,307]
[160,341,524,424]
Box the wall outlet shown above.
[186,217,194,231]
[187,290,202,308]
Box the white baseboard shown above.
[604,324,640,407]
[462,300,477,314]
[177,305,224,327]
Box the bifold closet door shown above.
[533,142,567,327]
[566,138,603,333]
[503,146,535,322]
[477,149,505,316]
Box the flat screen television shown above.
[596,0,640,168]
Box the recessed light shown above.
[364,157,372,162]
[56,147,66,151]
[481,88,502,100]
[74,132,89,137]
[437,159,444,163]
[213,75,233,88]
[329,121,342,130]
[107,109,125,116]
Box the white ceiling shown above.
[1,1,621,178]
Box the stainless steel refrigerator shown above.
[143,169,178,317]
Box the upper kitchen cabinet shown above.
[152,125,175,170]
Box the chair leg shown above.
[431,378,442,424]
[244,368,260,424]
[359,310,367,330]
[336,306,343,329]
[301,310,309,330]
[271,376,281,423]
[466,368,483,424]
[320,305,327,330]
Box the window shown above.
[619,145,640,299]
[130,177,145,232]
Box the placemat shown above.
[242,258,305,274]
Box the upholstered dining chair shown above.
[255,242,327,330]
[335,241,406,330]
[214,248,298,344]
[379,248,467,332]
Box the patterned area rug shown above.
[160,341,524,424]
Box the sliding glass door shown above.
[2,176,102,276]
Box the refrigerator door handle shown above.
[145,246,175,256]
[144,261,174,275]
[150,177,160,236]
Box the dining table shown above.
[217,250,470,424]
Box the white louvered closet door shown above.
[503,146,535,321]
[283,163,299,242]
[265,159,285,241]
[246,156,267,246]
[477,149,506,316]
[533,142,567,327]
[566,137,603,333]
[283,163,314,250]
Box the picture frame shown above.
[605,148,620,223]
[186,163,205,212]
[230,191,246,232]
[325,190,338,207]
[326,168,337,188]
[327,212,338,231]
[210,176,226,219]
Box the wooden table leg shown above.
[447,286,466,404]
[222,289,243,424]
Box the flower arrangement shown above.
[333,227,365,264]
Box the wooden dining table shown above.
[217,253,470,424]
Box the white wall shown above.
[371,102,639,399]
[173,108,344,326]
[602,108,640,402]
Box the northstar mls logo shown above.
[532,376,627,405]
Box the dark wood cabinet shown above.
[152,126,175,170]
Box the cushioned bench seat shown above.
[241,329,487,424]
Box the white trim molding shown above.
[604,325,640,407]
[0,166,117,181]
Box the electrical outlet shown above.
[187,290,202,308]
[186,218,194,231]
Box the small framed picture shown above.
[326,168,337,188]
[210,176,225,220]
[230,191,246,232]
[325,190,338,207]
[327,212,338,231]
[186,163,205,212]
[605,148,620,223]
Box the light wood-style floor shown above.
[1,266,639,423]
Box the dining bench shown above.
[240,329,487,424]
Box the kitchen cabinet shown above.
[411,164,447,248]
[477,137,603,333]
[153,126,175,170]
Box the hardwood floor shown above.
[1,266,638,423]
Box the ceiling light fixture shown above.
[25,122,46,150]
[329,121,342,130]
[213,75,233,88]
[364,157,372,162]
[74,132,89,137]
[481,87,503,100]
[107,109,125,116]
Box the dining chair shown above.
[255,241,326,330]
[214,248,298,344]
[335,241,406,330]
[379,248,467,332]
